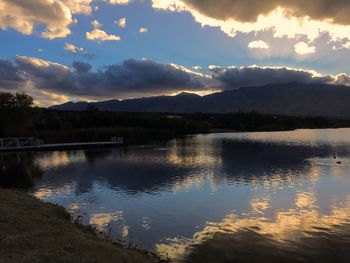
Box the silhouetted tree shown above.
[0,92,41,136]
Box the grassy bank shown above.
[0,189,161,263]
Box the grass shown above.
[0,189,162,263]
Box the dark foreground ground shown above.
[0,189,161,263]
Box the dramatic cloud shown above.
[248,40,269,49]
[3,56,350,105]
[15,56,72,89]
[178,0,350,24]
[72,61,92,74]
[11,57,210,98]
[0,0,94,39]
[210,66,334,89]
[152,0,350,55]
[0,59,25,89]
[115,18,126,28]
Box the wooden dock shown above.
[0,137,124,152]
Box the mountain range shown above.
[50,83,350,118]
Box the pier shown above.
[0,137,124,152]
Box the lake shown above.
[2,128,350,262]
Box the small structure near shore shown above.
[0,137,123,152]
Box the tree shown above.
[14,93,33,108]
[0,92,41,136]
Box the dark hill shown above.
[50,83,350,118]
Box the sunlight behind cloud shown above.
[294,42,316,55]
[152,1,350,55]
[248,40,269,49]
[106,0,132,5]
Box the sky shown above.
[1,0,350,106]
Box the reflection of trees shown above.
[33,139,343,196]
[0,153,43,188]
[218,141,334,181]
[33,147,194,195]
[84,149,114,164]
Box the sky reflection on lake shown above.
[4,128,350,262]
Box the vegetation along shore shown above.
[0,188,163,263]
[2,91,350,145]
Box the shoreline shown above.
[0,188,165,263]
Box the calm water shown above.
[2,128,350,262]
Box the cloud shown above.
[0,59,25,89]
[152,0,350,55]
[248,40,269,49]
[0,0,93,39]
[168,0,350,25]
[15,56,72,91]
[333,74,350,87]
[86,19,120,42]
[61,0,93,15]
[210,66,335,89]
[139,27,148,33]
[24,86,71,107]
[64,43,84,54]
[106,0,132,5]
[3,56,350,105]
[72,61,92,74]
[294,42,316,55]
[86,29,121,42]
[63,43,94,59]
[115,18,126,28]
[91,20,102,29]
[11,57,210,99]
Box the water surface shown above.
[2,128,350,262]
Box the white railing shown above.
[0,137,123,151]
[0,137,36,150]
[111,136,124,144]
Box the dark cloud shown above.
[14,57,209,98]
[0,59,25,89]
[182,0,350,24]
[1,56,350,102]
[73,61,92,74]
[211,66,334,89]
[15,56,76,93]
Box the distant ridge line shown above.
[50,83,350,118]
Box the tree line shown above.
[1,91,350,143]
